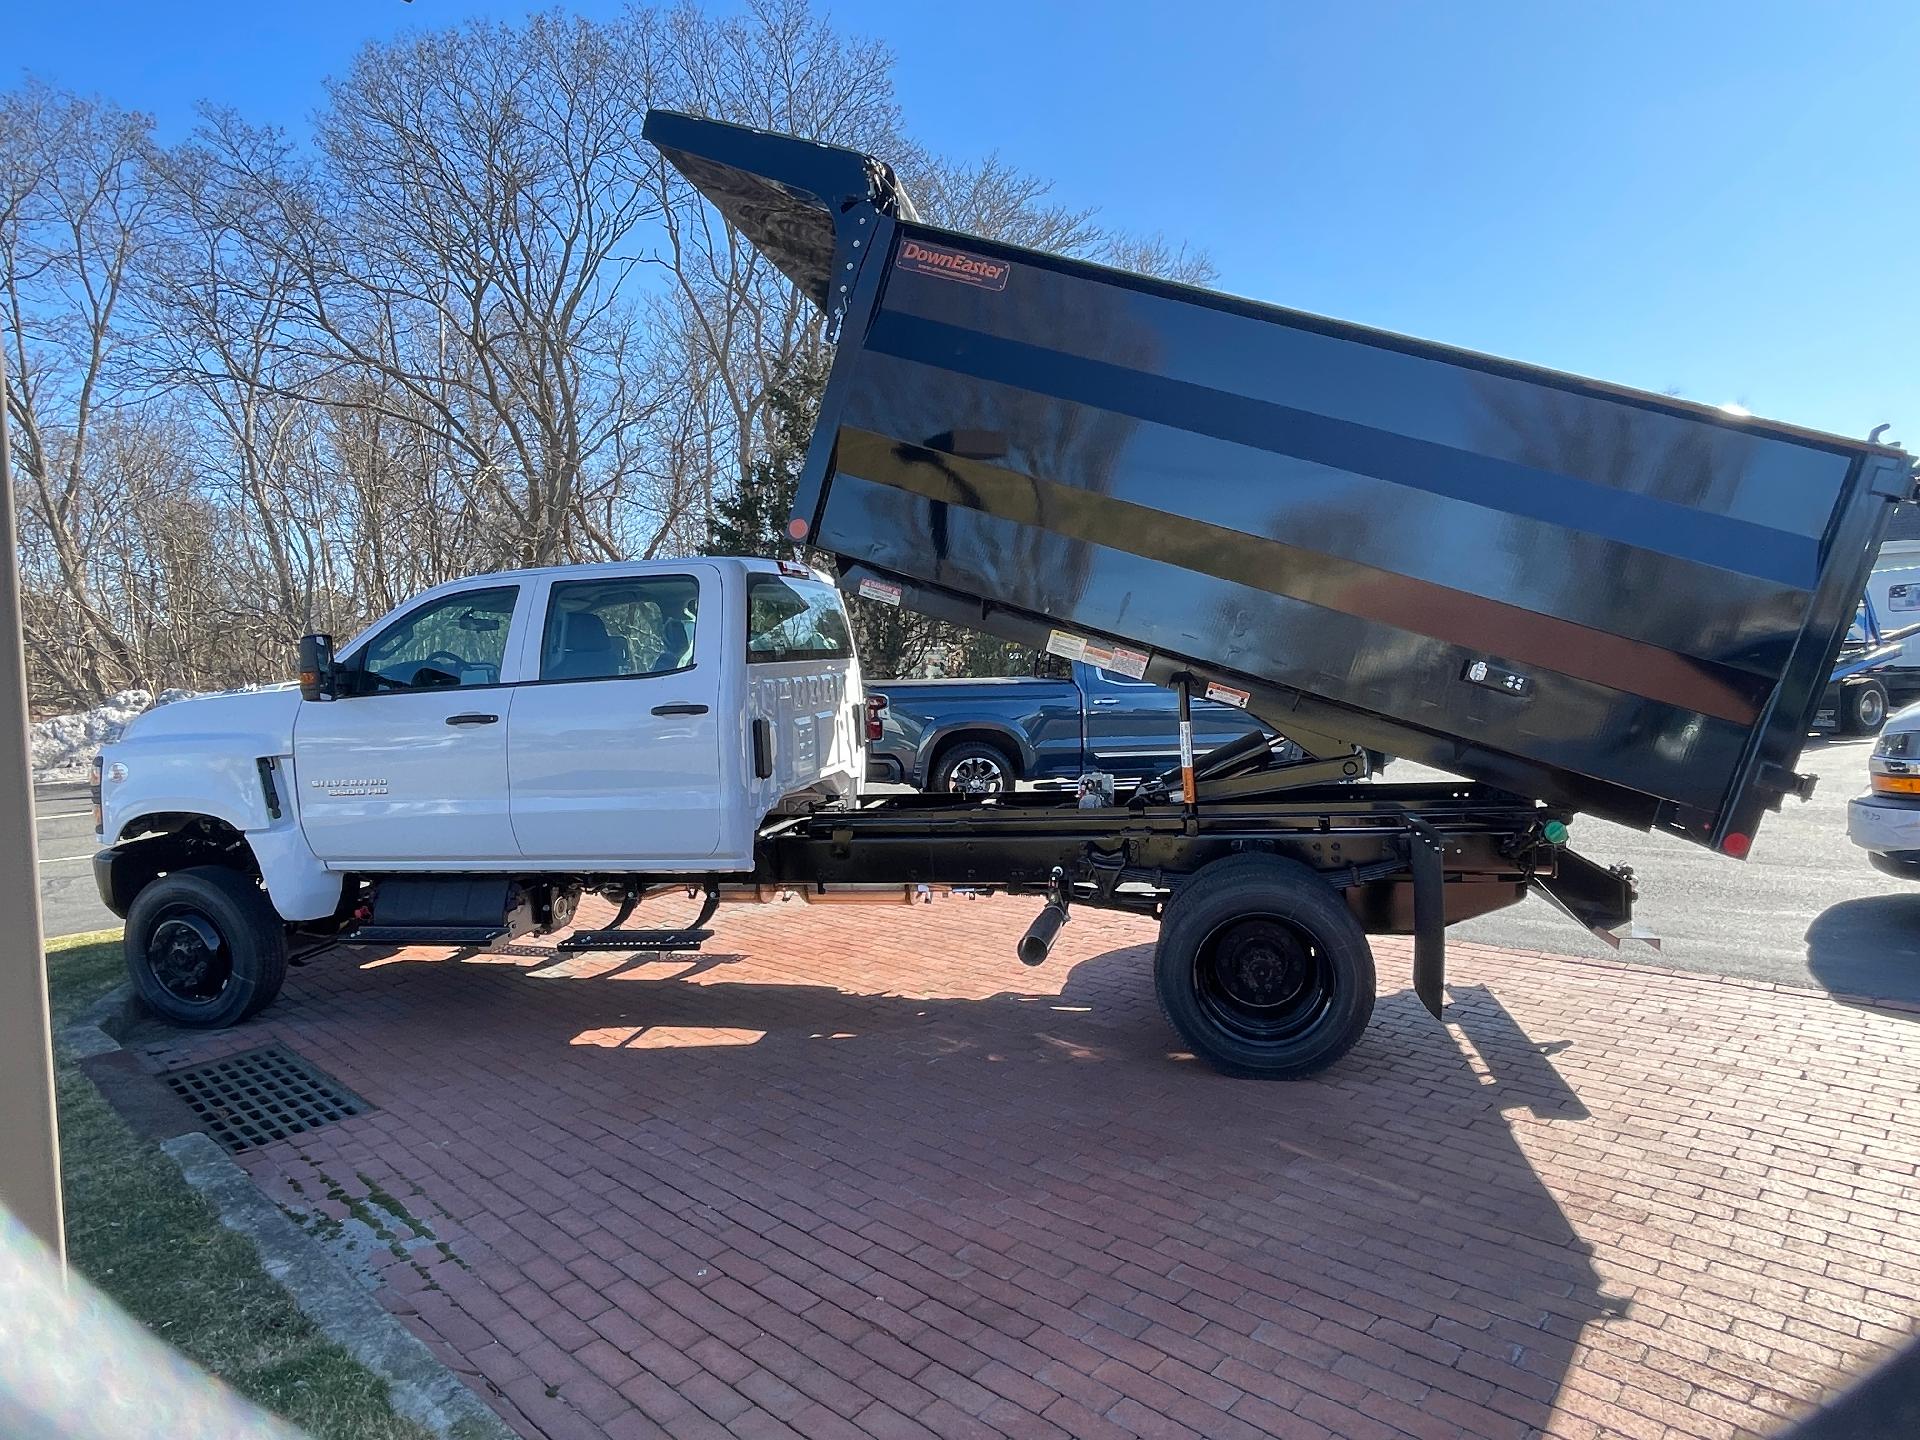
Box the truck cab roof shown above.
[396,554,831,594]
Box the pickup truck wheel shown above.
[932,741,1014,795]
[125,866,289,1029]
[1154,854,1374,1079]
[1842,680,1889,736]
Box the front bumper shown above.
[1846,793,1920,858]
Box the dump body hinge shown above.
[825,200,882,340]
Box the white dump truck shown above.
[89,111,1910,1079]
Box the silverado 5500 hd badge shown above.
[310,777,389,796]
[896,239,1009,292]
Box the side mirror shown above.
[298,633,337,701]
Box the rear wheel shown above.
[125,866,288,1028]
[931,740,1015,795]
[1842,680,1890,736]
[1154,854,1374,1079]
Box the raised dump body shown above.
[647,110,1914,854]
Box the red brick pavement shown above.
[134,895,1920,1440]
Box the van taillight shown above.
[89,754,103,833]
[865,694,888,742]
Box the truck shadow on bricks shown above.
[192,926,1640,1440]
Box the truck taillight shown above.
[89,754,103,833]
[865,694,888,742]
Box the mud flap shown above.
[1409,821,1446,1018]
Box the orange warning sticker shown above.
[1204,681,1251,709]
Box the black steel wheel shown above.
[1193,916,1337,1046]
[125,866,288,1028]
[932,740,1015,795]
[1154,854,1374,1079]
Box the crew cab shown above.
[868,656,1271,792]
[93,557,865,1027]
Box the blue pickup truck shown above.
[867,656,1272,793]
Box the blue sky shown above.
[12,1,1917,442]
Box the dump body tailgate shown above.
[647,109,1914,852]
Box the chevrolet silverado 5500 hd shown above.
[90,112,1913,1079]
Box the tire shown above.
[1842,680,1890,737]
[931,739,1016,795]
[1153,853,1375,1079]
[1868,851,1920,881]
[125,866,289,1028]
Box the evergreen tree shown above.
[708,350,1037,680]
[706,353,829,559]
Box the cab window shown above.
[541,575,701,681]
[746,576,853,663]
[1031,651,1073,681]
[355,586,517,692]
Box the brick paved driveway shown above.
[136,896,1920,1440]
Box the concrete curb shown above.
[77,980,136,1028]
[164,1133,514,1440]
[61,985,514,1440]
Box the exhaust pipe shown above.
[1018,902,1069,966]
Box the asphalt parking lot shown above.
[1428,734,1920,1007]
[35,780,115,938]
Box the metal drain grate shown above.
[160,1044,370,1153]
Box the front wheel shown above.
[125,866,289,1028]
[1154,854,1375,1079]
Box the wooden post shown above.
[0,343,66,1265]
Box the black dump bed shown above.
[647,110,1914,853]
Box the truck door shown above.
[1081,666,1180,777]
[1082,665,1268,776]
[508,566,725,864]
[294,583,523,864]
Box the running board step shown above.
[352,925,509,946]
[558,928,713,952]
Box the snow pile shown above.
[30,688,192,782]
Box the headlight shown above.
[1875,730,1913,759]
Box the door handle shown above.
[651,702,710,716]
[445,713,499,726]
[1091,697,1120,706]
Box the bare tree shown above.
[0,4,1224,713]
[1,82,158,702]
[140,134,332,637]
[178,13,664,570]
[637,0,902,511]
